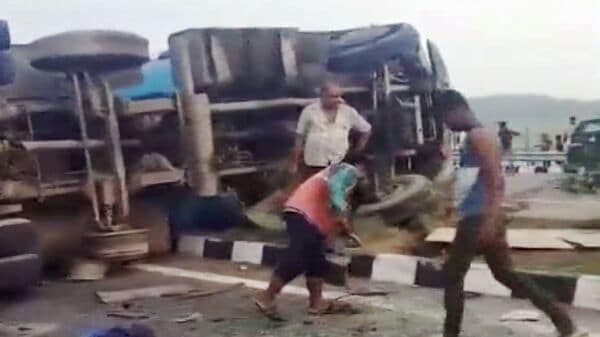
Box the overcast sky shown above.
[4,0,599,100]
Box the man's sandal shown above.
[253,297,286,321]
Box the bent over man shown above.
[253,162,363,319]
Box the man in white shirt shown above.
[290,80,372,179]
[249,80,371,213]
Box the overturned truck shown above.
[0,21,454,288]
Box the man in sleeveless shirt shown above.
[438,90,585,337]
[253,162,364,319]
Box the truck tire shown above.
[0,254,41,291]
[357,174,431,218]
[0,20,9,51]
[0,44,70,99]
[327,24,421,73]
[0,51,15,86]
[0,218,39,257]
[29,30,149,73]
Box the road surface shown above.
[1,256,598,337]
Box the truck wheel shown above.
[0,20,9,51]
[327,24,421,73]
[0,51,15,85]
[0,218,39,257]
[29,30,149,73]
[357,174,430,215]
[0,254,41,291]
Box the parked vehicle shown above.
[566,118,600,172]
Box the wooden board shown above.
[0,204,22,216]
[559,230,600,248]
[96,284,195,304]
[426,227,600,250]
[0,217,30,227]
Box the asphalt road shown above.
[1,256,598,337]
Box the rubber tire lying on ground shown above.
[0,254,41,290]
[0,20,9,51]
[0,218,39,257]
[0,50,15,86]
[356,174,431,223]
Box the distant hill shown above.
[467,95,600,149]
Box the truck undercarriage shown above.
[0,21,455,289]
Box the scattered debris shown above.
[0,322,59,337]
[353,321,377,334]
[67,258,109,281]
[107,310,150,320]
[348,286,394,297]
[465,291,482,299]
[500,309,541,322]
[308,300,361,315]
[208,316,246,323]
[209,317,225,323]
[303,318,315,325]
[169,312,203,323]
[173,282,244,299]
[96,284,196,304]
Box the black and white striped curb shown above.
[177,234,600,311]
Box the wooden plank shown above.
[558,230,600,248]
[96,284,196,304]
[106,310,150,319]
[0,218,30,227]
[0,204,22,216]
[426,227,575,250]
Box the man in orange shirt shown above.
[253,162,364,319]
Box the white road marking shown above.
[133,263,394,310]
